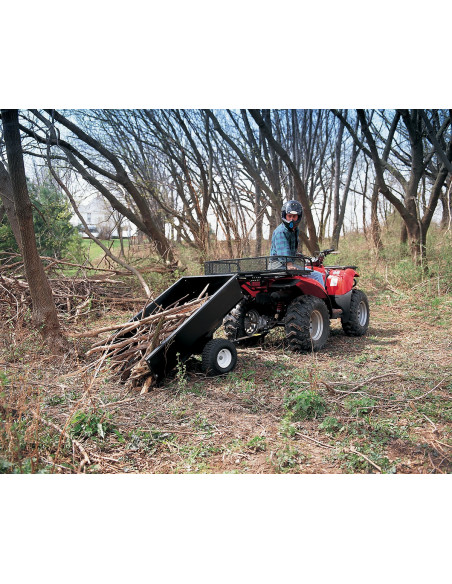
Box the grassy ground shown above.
[78,238,130,265]
[1,229,451,474]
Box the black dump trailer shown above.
[135,274,243,382]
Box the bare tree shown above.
[19,110,175,263]
[330,114,360,250]
[248,109,320,253]
[1,109,68,352]
[333,109,452,263]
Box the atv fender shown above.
[331,290,352,322]
[270,278,328,300]
[270,278,333,316]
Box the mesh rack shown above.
[204,256,310,276]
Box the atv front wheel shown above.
[341,289,370,336]
[202,339,238,376]
[223,300,267,345]
[285,296,330,352]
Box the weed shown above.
[45,394,65,406]
[177,442,224,472]
[0,456,49,474]
[319,416,343,435]
[63,389,80,403]
[0,372,10,386]
[224,438,245,453]
[271,444,306,473]
[369,418,409,442]
[279,414,297,438]
[0,404,59,473]
[69,409,116,440]
[344,396,377,417]
[334,442,397,474]
[416,397,452,424]
[174,353,187,391]
[180,383,205,397]
[192,414,215,434]
[127,429,174,453]
[227,372,257,393]
[170,406,190,421]
[284,389,327,420]
[245,436,267,453]
[237,380,256,393]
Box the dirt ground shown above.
[1,286,451,474]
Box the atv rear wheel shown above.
[341,289,370,336]
[223,300,267,345]
[285,296,330,352]
[202,339,238,376]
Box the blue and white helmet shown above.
[281,200,302,230]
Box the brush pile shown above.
[83,291,209,391]
[0,273,146,325]
[0,253,182,325]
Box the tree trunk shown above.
[439,184,451,229]
[331,116,345,248]
[370,184,383,251]
[254,184,263,256]
[0,161,22,248]
[1,109,68,353]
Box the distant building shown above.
[70,194,136,239]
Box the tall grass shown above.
[331,224,451,296]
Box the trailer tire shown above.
[285,295,330,352]
[202,339,238,376]
[341,289,370,336]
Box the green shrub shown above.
[70,409,115,439]
[319,416,343,435]
[245,436,267,452]
[284,389,326,420]
[344,396,376,417]
[279,415,297,437]
[271,444,306,472]
[0,179,82,258]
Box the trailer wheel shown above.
[202,339,238,376]
[341,289,370,336]
[285,295,330,352]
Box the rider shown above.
[270,200,325,287]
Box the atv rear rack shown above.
[204,256,311,276]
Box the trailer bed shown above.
[134,275,243,381]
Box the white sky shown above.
[3,3,448,108]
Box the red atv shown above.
[205,249,370,352]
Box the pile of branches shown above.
[80,289,210,391]
[0,252,181,279]
[0,273,150,326]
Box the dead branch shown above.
[295,432,334,449]
[77,296,203,340]
[0,272,148,326]
[82,291,210,388]
[409,378,447,401]
[27,410,91,472]
[349,445,382,473]
[320,373,404,399]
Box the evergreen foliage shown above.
[0,179,82,258]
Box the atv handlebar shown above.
[297,248,336,267]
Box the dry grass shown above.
[1,227,451,474]
[1,275,450,474]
